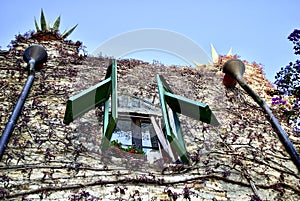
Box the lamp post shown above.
[0,45,47,161]
[223,59,300,171]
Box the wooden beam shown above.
[150,116,175,162]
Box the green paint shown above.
[156,75,219,164]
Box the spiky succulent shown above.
[34,9,77,39]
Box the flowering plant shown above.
[273,29,300,130]
[110,140,145,154]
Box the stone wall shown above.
[0,35,299,200]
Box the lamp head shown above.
[23,45,48,69]
[222,59,245,79]
[222,59,245,88]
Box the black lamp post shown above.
[223,59,300,172]
[0,45,47,160]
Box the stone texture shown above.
[0,33,299,200]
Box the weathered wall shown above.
[0,35,299,200]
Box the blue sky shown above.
[1,1,300,82]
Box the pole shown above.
[0,45,47,161]
[223,59,300,171]
[0,71,35,160]
[236,76,300,171]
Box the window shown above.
[63,60,219,166]
[110,113,159,153]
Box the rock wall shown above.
[0,35,299,200]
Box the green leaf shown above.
[61,24,78,38]
[40,9,47,30]
[52,15,60,31]
[34,17,40,31]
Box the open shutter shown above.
[63,78,112,124]
[156,75,219,164]
[63,60,118,151]
[102,60,118,151]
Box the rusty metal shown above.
[0,45,47,160]
[223,59,300,171]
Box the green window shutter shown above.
[156,75,219,164]
[102,60,118,151]
[63,78,112,124]
[164,91,219,126]
[63,60,118,151]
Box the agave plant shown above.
[34,9,77,39]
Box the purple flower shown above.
[271,97,286,105]
[280,100,287,105]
